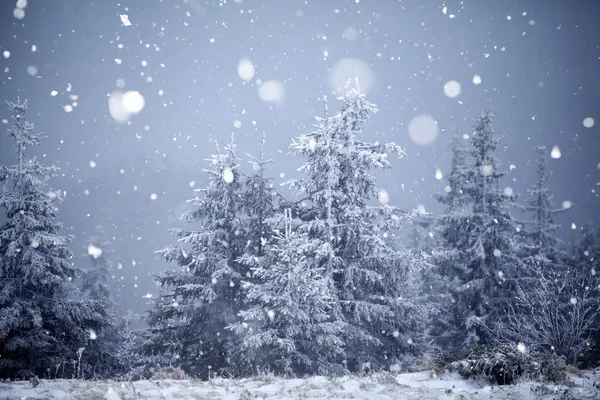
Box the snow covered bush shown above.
[496,261,599,366]
[446,342,539,385]
[538,353,567,383]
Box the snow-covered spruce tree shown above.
[286,89,427,371]
[229,209,347,376]
[428,134,474,351]
[0,99,108,379]
[448,112,523,349]
[145,137,246,378]
[517,146,571,271]
[241,134,277,259]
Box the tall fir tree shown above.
[241,134,276,259]
[518,146,569,267]
[286,89,426,371]
[0,99,107,378]
[229,209,347,376]
[428,134,473,350]
[440,113,523,349]
[145,137,246,378]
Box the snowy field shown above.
[1,371,599,400]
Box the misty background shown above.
[1,0,599,316]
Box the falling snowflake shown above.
[120,14,132,26]
[223,168,234,183]
[88,244,103,259]
[378,189,389,205]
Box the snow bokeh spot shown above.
[583,117,595,128]
[550,145,561,159]
[472,74,482,85]
[435,168,443,180]
[443,80,461,98]
[562,200,572,209]
[237,58,255,81]
[13,8,25,20]
[343,27,358,40]
[122,91,145,114]
[517,342,527,353]
[330,58,374,95]
[408,115,438,145]
[27,65,38,76]
[109,91,145,122]
[258,80,285,102]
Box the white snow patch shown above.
[0,370,599,399]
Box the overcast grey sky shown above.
[1,0,599,315]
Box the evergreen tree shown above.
[437,113,523,349]
[287,89,425,371]
[428,134,473,350]
[517,146,570,271]
[241,134,276,258]
[145,137,246,378]
[0,99,107,378]
[229,209,347,376]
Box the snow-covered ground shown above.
[1,370,599,400]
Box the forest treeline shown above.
[0,93,598,383]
